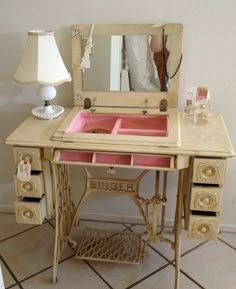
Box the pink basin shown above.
[66,112,117,134]
[66,112,168,137]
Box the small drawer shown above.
[95,153,131,166]
[14,173,44,198]
[15,196,46,225]
[14,147,42,171]
[132,154,174,169]
[188,213,219,240]
[190,186,222,212]
[192,158,226,184]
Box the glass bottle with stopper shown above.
[183,91,193,118]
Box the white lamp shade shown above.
[13,30,71,85]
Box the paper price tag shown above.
[84,58,90,69]
[17,160,31,182]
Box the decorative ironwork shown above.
[51,161,187,289]
[52,164,76,282]
[75,228,143,264]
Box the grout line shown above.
[6,285,23,289]
[124,263,170,289]
[179,268,206,289]
[218,237,236,251]
[122,223,136,230]
[84,260,114,289]
[0,225,41,243]
[0,254,23,289]
[46,219,55,229]
[19,265,53,284]
[18,254,75,284]
[180,240,209,258]
[148,244,172,263]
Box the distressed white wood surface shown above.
[6,109,234,158]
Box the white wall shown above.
[0,0,235,230]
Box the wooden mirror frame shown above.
[71,24,183,109]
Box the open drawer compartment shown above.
[54,150,133,167]
[54,150,94,164]
[132,154,174,169]
[94,152,132,166]
[54,150,176,170]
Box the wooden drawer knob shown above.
[22,154,32,163]
[202,197,210,205]
[202,166,215,178]
[200,226,208,233]
[22,209,34,219]
[22,182,33,192]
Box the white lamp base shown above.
[32,105,64,120]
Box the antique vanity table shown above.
[6,24,234,289]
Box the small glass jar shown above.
[192,98,212,124]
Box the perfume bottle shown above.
[183,92,193,118]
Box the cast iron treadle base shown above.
[75,228,143,264]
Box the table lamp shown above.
[13,30,71,119]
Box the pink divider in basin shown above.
[65,112,117,134]
[112,115,168,137]
[132,155,171,168]
[59,151,93,163]
[95,153,131,165]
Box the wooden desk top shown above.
[6,109,234,158]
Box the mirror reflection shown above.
[82,34,170,92]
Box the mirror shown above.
[71,24,183,108]
[82,34,170,92]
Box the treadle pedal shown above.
[75,227,143,264]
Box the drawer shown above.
[14,147,42,171]
[188,213,219,240]
[192,158,226,184]
[15,196,46,225]
[54,150,175,170]
[190,186,222,212]
[14,173,44,198]
[132,154,174,169]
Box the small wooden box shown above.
[14,173,44,198]
[15,196,46,225]
[190,186,222,212]
[188,213,219,240]
[192,158,226,185]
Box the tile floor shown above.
[0,212,236,289]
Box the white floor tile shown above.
[220,232,236,249]
[22,258,109,289]
[0,213,34,241]
[90,248,167,289]
[0,223,73,281]
[132,265,200,289]
[181,239,236,289]
[2,213,236,289]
